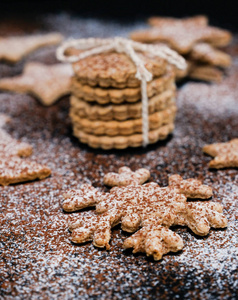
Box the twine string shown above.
[56,37,186,147]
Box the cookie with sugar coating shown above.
[203,139,238,169]
[70,51,168,88]
[0,33,63,63]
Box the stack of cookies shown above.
[130,15,232,82]
[68,51,177,149]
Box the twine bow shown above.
[56,37,186,147]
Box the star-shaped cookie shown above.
[203,139,238,169]
[148,15,208,28]
[0,33,63,63]
[0,62,73,105]
[189,43,231,68]
[130,15,232,54]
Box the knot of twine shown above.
[56,37,186,147]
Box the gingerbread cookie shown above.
[73,123,174,149]
[57,37,186,148]
[62,167,227,260]
[71,71,175,104]
[70,88,175,121]
[189,63,223,82]
[189,43,231,68]
[203,139,238,169]
[71,51,168,89]
[0,154,52,186]
[0,114,51,185]
[0,114,32,157]
[130,16,232,82]
[130,15,231,54]
[0,33,63,63]
[0,62,73,106]
[148,15,208,28]
[71,104,176,136]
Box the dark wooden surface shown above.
[0,15,237,300]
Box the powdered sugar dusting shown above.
[177,58,238,120]
[63,168,226,261]
[0,16,237,300]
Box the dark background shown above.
[0,0,237,30]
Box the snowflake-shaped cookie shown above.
[62,167,227,260]
[0,114,51,185]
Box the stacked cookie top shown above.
[130,15,232,82]
[69,51,177,149]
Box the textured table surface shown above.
[0,14,237,300]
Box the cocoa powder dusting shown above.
[0,14,237,299]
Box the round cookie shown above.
[70,104,177,136]
[71,71,175,104]
[70,88,176,121]
[71,51,168,88]
[72,122,175,149]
